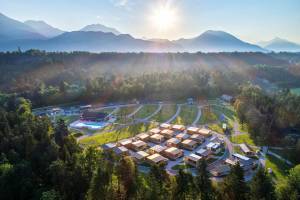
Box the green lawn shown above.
[173,105,198,125]
[79,122,156,147]
[134,104,158,119]
[230,133,256,146]
[199,107,218,124]
[265,154,292,181]
[208,123,224,134]
[152,104,177,122]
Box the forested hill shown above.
[0,51,300,106]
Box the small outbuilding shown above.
[195,148,212,158]
[129,140,148,151]
[198,128,212,137]
[190,134,205,144]
[149,128,161,135]
[132,151,149,162]
[176,133,190,141]
[160,123,172,129]
[172,124,185,132]
[187,127,199,134]
[149,145,167,154]
[118,138,133,148]
[136,132,150,141]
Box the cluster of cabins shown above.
[102,124,224,167]
[210,143,257,177]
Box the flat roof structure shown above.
[240,143,252,154]
[198,128,211,136]
[172,124,185,131]
[149,128,161,135]
[166,138,181,147]
[196,148,212,157]
[187,127,199,134]
[164,147,182,155]
[181,139,198,150]
[113,146,129,155]
[163,147,183,160]
[118,138,132,147]
[136,132,150,141]
[184,153,202,167]
[130,140,148,151]
[233,153,250,161]
[147,153,168,165]
[149,145,167,154]
[176,133,190,141]
[206,142,221,151]
[150,133,165,143]
[161,129,175,138]
[132,151,149,160]
[160,123,172,129]
[190,134,205,143]
[102,143,116,150]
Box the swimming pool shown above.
[69,120,108,130]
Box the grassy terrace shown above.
[151,104,177,123]
[230,133,256,146]
[173,105,198,125]
[115,105,139,123]
[79,122,156,147]
[134,104,158,119]
[266,154,292,181]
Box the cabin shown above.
[190,134,205,144]
[184,153,202,167]
[210,164,231,177]
[149,128,161,135]
[129,140,148,151]
[232,153,255,170]
[206,142,221,154]
[195,148,212,158]
[163,147,184,160]
[160,123,172,129]
[102,143,116,151]
[166,138,181,147]
[150,134,165,144]
[113,146,129,156]
[239,143,253,155]
[135,132,150,141]
[172,124,185,132]
[181,139,198,150]
[118,138,133,148]
[147,153,168,165]
[198,128,212,137]
[176,133,190,141]
[132,151,149,162]
[161,129,175,139]
[187,127,199,134]
[149,145,167,154]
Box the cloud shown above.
[111,0,129,7]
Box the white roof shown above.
[240,143,251,153]
[207,142,216,148]
[165,147,181,154]
[186,153,202,161]
[198,128,211,135]
[187,127,199,132]
[147,153,168,163]
[233,153,250,161]
[160,123,171,128]
[172,124,185,129]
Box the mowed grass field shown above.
[265,154,292,181]
[134,104,158,119]
[79,122,156,146]
[152,104,177,122]
[173,105,198,125]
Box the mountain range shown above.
[258,38,300,52]
[0,13,299,52]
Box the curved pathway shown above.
[192,106,202,126]
[164,104,182,124]
[143,104,162,121]
[127,105,143,118]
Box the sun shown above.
[150,5,177,32]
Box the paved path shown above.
[267,150,293,166]
[127,105,143,118]
[107,106,120,118]
[143,104,162,121]
[164,104,182,124]
[192,106,202,126]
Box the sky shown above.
[1,0,300,43]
